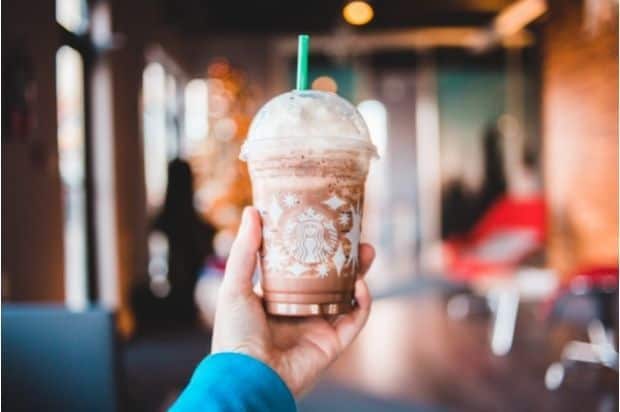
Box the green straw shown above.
[296,34,310,90]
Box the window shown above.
[166,74,180,158]
[56,0,88,34]
[142,62,186,297]
[184,79,208,144]
[56,46,87,309]
[142,62,169,212]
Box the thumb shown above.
[221,207,262,296]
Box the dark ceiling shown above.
[164,0,517,35]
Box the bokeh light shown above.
[311,76,338,93]
[343,1,374,26]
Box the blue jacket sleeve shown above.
[170,352,296,412]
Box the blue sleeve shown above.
[170,352,296,412]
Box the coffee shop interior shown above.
[2,0,618,410]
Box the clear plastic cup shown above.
[241,90,377,316]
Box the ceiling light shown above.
[343,1,374,26]
[311,76,338,93]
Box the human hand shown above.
[211,207,374,397]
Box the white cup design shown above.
[284,208,338,265]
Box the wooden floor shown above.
[321,294,618,412]
[124,292,618,411]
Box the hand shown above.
[211,207,375,397]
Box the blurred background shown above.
[1,0,618,411]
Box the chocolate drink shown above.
[241,90,377,316]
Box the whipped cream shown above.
[241,90,377,160]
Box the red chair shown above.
[444,194,546,280]
[443,195,547,356]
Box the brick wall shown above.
[543,0,618,274]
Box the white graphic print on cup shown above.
[284,208,337,264]
[262,192,361,278]
[344,202,362,272]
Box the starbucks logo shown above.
[283,208,338,265]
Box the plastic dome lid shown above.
[240,90,378,160]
